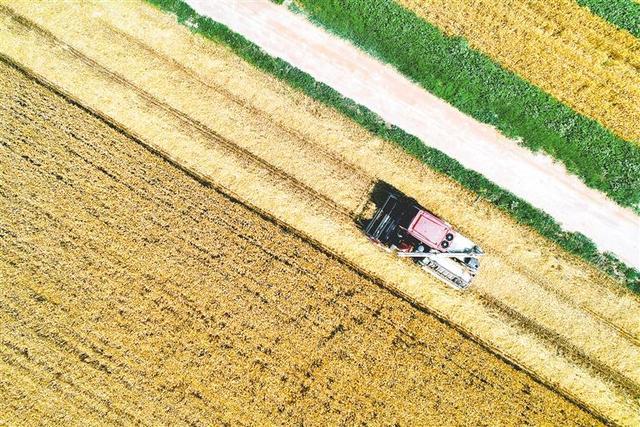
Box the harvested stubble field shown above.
[1,0,640,424]
[0,61,600,426]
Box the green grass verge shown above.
[576,0,640,38]
[292,0,640,215]
[145,0,640,292]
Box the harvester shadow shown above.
[356,180,420,229]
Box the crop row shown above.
[398,0,640,143]
[147,0,639,290]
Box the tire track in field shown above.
[101,21,375,203]
[1,10,636,422]
[0,6,356,220]
[474,239,640,346]
[93,13,640,347]
[476,292,640,398]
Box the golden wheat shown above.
[0,61,600,425]
[398,0,640,143]
[1,1,639,423]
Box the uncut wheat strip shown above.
[525,0,640,65]
[508,0,640,100]
[410,0,640,84]
[88,0,640,339]
[398,0,640,142]
[19,0,640,381]
[1,14,638,424]
[419,0,637,112]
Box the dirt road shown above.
[186,0,640,269]
[0,60,602,426]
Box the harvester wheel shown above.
[445,233,454,241]
[441,241,450,249]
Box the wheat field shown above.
[398,0,640,143]
[1,0,639,424]
[0,60,603,426]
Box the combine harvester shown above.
[361,183,483,290]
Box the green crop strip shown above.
[293,0,640,215]
[576,0,640,38]
[145,0,639,291]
